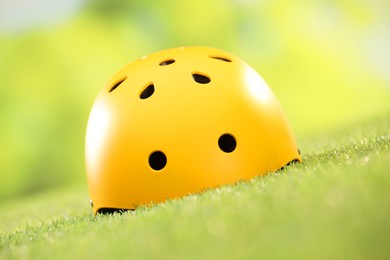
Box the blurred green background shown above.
[0,0,389,201]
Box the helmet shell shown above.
[85,46,301,214]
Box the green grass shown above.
[1,115,389,260]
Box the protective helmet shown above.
[85,46,301,214]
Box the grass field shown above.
[0,114,389,259]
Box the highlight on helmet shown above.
[85,46,301,214]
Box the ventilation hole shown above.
[149,151,167,171]
[159,59,175,66]
[140,84,155,99]
[287,159,299,166]
[192,73,211,84]
[97,208,129,214]
[278,159,300,172]
[90,199,93,208]
[109,76,127,93]
[218,134,236,153]
[298,148,301,155]
[209,56,232,62]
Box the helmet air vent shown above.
[192,73,211,84]
[159,59,176,66]
[149,151,167,171]
[109,76,127,93]
[218,134,237,153]
[209,56,232,62]
[140,83,155,99]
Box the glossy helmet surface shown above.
[85,46,301,214]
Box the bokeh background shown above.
[1,0,389,202]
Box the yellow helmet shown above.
[85,46,301,214]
